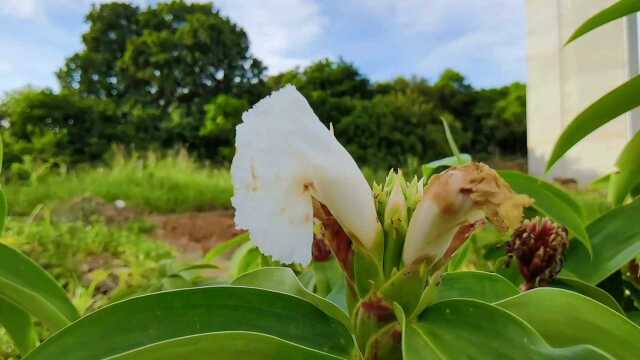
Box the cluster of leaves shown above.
[1,216,174,313]
[0,1,525,173]
[7,160,640,359]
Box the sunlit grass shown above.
[5,149,233,215]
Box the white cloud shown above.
[358,0,527,86]
[0,0,45,21]
[215,0,328,73]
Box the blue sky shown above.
[0,0,527,95]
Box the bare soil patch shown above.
[147,210,242,257]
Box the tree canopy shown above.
[1,1,526,173]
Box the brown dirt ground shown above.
[147,210,243,258]
[50,195,243,258]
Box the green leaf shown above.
[499,171,590,253]
[440,116,462,163]
[564,199,640,284]
[311,259,348,311]
[395,302,443,359]
[412,270,519,317]
[496,287,640,359]
[232,267,350,329]
[0,136,3,174]
[422,154,472,179]
[171,263,219,274]
[230,241,263,277]
[0,296,38,355]
[405,299,609,359]
[0,188,6,234]
[25,286,355,360]
[203,233,249,263]
[609,130,640,205]
[546,75,640,171]
[0,243,78,331]
[433,271,520,304]
[551,276,624,314]
[566,0,640,45]
[628,311,640,326]
[106,332,344,360]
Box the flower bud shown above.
[383,171,408,276]
[383,171,408,230]
[404,176,424,216]
[403,162,533,267]
[507,217,569,290]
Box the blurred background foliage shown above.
[0,0,526,178]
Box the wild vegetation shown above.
[1,1,639,359]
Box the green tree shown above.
[471,83,526,157]
[267,59,371,128]
[337,91,466,169]
[56,0,265,157]
[57,2,141,99]
[199,95,249,161]
[0,88,120,171]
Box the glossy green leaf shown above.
[496,287,640,359]
[204,233,249,263]
[412,270,519,317]
[564,199,640,284]
[422,154,472,179]
[547,75,640,171]
[566,0,640,45]
[25,286,355,360]
[609,130,640,205]
[0,296,38,355]
[406,299,609,359]
[500,171,590,253]
[552,276,624,314]
[0,243,78,331]
[108,332,343,360]
[232,267,350,328]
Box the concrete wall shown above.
[526,0,638,183]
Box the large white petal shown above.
[231,85,378,264]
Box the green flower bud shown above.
[382,170,408,276]
[405,176,425,218]
[383,171,408,230]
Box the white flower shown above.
[231,85,379,265]
[402,163,533,266]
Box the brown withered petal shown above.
[458,163,534,231]
[403,162,533,266]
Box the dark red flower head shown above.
[507,217,569,290]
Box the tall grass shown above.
[5,149,233,215]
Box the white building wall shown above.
[526,0,638,183]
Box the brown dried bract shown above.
[427,162,533,232]
[313,199,354,278]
